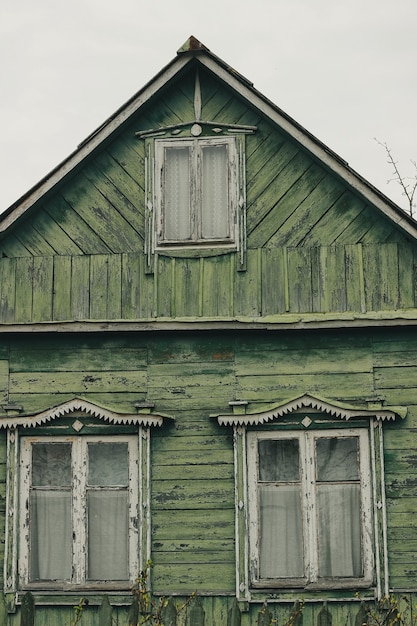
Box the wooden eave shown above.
[1,36,416,242]
[2,310,417,333]
[0,397,172,429]
[213,393,406,425]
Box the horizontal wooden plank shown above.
[152,479,235,509]
[152,562,235,592]
[152,509,234,540]
[10,347,147,372]
[10,370,147,394]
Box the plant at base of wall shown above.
[356,594,417,625]
[70,598,88,626]
[257,599,304,626]
[130,561,195,625]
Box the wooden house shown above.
[1,36,417,625]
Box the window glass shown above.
[30,443,72,581]
[258,439,299,482]
[87,491,129,580]
[30,491,72,581]
[32,443,72,486]
[201,144,229,239]
[316,437,359,481]
[249,430,370,587]
[88,442,128,486]
[164,146,191,240]
[23,436,137,587]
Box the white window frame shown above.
[247,428,374,590]
[18,434,140,590]
[154,136,238,247]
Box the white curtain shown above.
[201,144,228,239]
[30,491,72,580]
[317,484,361,577]
[259,485,304,578]
[164,146,191,240]
[87,491,128,580]
[316,437,362,577]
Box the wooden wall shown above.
[0,328,417,617]
[0,242,416,323]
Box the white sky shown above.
[1,0,416,214]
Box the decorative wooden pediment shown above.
[0,397,172,429]
[214,393,406,426]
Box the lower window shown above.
[19,435,139,588]
[247,428,373,588]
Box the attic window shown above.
[156,137,235,244]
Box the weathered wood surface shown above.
[1,242,416,323]
[0,330,416,603]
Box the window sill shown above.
[15,590,135,607]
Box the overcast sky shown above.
[1,0,416,214]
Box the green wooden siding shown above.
[0,242,416,323]
[0,67,409,262]
[0,329,417,623]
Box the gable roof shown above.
[1,36,416,242]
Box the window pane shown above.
[316,437,359,481]
[258,439,300,482]
[32,443,72,486]
[87,491,129,580]
[88,443,128,486]
[259,485,304,578]
[317,484,362,577]
[164,146,191,240]
[201,144,229,239]
[30,491,72,580]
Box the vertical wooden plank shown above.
[0,592,6,626]
[363,243,399,311]
[14,257,33,323]
[121,253,141,319]
[20,591,35,626]
[128,598,139,626]
[227,598,241,626]
[0,257,16,323]
[71,255,90,320]
[156,256,173,317]
[107,254,122,319]
[201,256,232,317]
[398,241,415,308]
[234,249,260,317]
[161,596,177,625]
[187,596,205,625]
[173,258,201,318]
[287,247,312,312]
[317,603,332,626]
[32,256,53,321]
[53,255,72,320]
[90,254,108,319]
[98,596,113,626]
[318,245,347,313]
[354,603,368,626]
[345,244,365,313]
[257,602,272,626]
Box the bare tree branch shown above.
[375,138,417,218]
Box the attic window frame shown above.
[155,136,237,247]
[143,130,248,272]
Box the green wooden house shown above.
[1,36,417,625]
